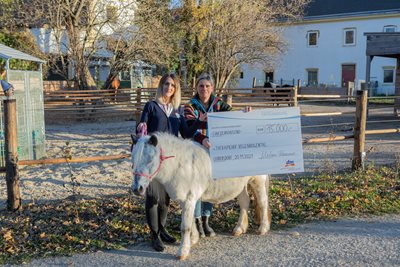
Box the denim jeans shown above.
[194,200,213,218]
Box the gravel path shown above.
[8,214,400,267]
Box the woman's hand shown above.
[202,138,211,149]
[199,113,208,122]
[137,122,147,136]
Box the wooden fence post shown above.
[293,80,300,107]
[292,87,298,107]
[135,88,142,122]
[4,99,22,211]
[352,89,368,170]
[347,82,354,103]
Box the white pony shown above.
[131,132,270,260]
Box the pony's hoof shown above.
[258,225,270,235]
[178,254,188,260]
[191,237,199,246]
[178,247,190,260]
[232,227,244,236]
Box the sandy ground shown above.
[0,103,399,208]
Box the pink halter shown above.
[133,147,175,180]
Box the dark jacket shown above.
[139,100,199,138]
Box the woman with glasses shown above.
[136,73,205,251]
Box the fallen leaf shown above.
[3,230,13,241]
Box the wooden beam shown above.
[303,134,353,143]
[301,111,354,117]
[297,94,347,98]
[365,128,400,135]
[302,128,400,144]
[19,154,130,166]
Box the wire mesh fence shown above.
[0,70,45,169]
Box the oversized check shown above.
[208,107,304,178]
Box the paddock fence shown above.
[42,79,361,123]
[13,88,400,166]
[43,87,299,123]
[2,84,400,210]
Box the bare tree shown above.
[19,0,108,89]
[102,0,179,89]
[177,0,311,89]
[5,0,177,89]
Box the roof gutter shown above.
[304,9,400,21]
[289,9,400,25]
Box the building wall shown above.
[237,63,267,88]
[239,15,400,95]
[30,28,69,54]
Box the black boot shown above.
[202,216,216,237]
[195,217,206,238]
[160,228,177,244]
[151,232,165,252]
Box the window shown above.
[383,25,397,32]
[306,69,318,86]
[307,31,318,47]
[343,28,356,46]
[240,72,244,79]
[383,67,395,84]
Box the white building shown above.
[239,0,400,95]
